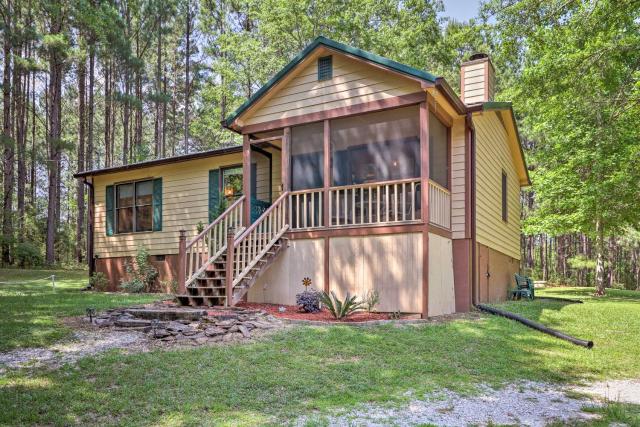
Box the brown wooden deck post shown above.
[226,228,235,306]
[178,230,187,294]
[323,120,331,293]
[420,97,430,318]
[242,134,251,225]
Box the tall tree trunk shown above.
[87,44,95,170]
[30,65,36,206]
[183,0,191,153]
[594,218,606,295]
[154,18,163,158]
[46,14,64,265]
[16,39,27,242]
[2,0,14,264]
[104,59,111,167]
[76,55,86,263]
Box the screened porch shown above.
[248,104,452,231]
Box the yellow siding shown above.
[450,116,466,239]
[93,153,243,258]
[474,112,522,260]
[243,53,422,126]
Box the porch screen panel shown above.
[291,122,324,190]
[330,106,420,186]
[429,112,449,188]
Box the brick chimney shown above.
[460,53,495,105]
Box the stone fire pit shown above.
[92,303,283,345]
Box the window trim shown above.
[501,170,508,222]
[220,163,244,200]
[113,178,156,235]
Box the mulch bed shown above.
[235,302,419,323]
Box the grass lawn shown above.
[0,268,165,351]
[0,282,639,426]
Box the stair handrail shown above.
[226,192,289,305]
[180,195,245,289]
[186,195,245,249]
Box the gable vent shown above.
[317,56,333,81]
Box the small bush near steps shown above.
[120,246,159,293]
[296,290,322,313]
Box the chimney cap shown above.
[468,52,489,61]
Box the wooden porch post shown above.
[323,120,331,293]
[420,97,430,318]
[177,230,186,294]
[242,134,251,225]
[225,228,235,306]
[281,127,291,192]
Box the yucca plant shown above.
[320,291,363,319]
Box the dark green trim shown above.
[105,185,115,236]
[152,178,162,231]
[481,101,513,111]
[223,36,438,129]
[208,169,220,223]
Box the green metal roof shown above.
[223,36,438,129]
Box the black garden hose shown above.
[476,303,594,349]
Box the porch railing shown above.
[428,181,451,229]
[289,189,323,229]
[227,192,289,298]
[183,196,245,287]
[329,178,421,226]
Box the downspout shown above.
[466,112,478,307]
[82,178,95,276]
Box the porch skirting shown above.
[248,232,457,315]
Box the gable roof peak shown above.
[222,36,438,130]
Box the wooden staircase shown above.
[176,192,290,307]
[176,237,287,307]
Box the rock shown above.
[227,325,239,333]
[204,327,226,337]
[222,333,235,342]
[114,319,152,328]
[166,321,190,332]
[238,325,251,338]
[195,337,208,345]
[161,335,176,342]
[181,328,198,336]
[248,321,274,329]
[215,320,236,328]
[151,329,171,339]
[209,335,224,342]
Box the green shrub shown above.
[160,279,178,294]
[89,272,109,291]
[120,246,158,293]
[14,242,43,268]
[320,291,363,319]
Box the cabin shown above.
[75,37,529,317]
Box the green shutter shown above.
[152,178,162,231]
[105,185,115,236]
[209,169,220,223]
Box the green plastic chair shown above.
[510,274,534,300]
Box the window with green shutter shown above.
[106,178,162,234]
